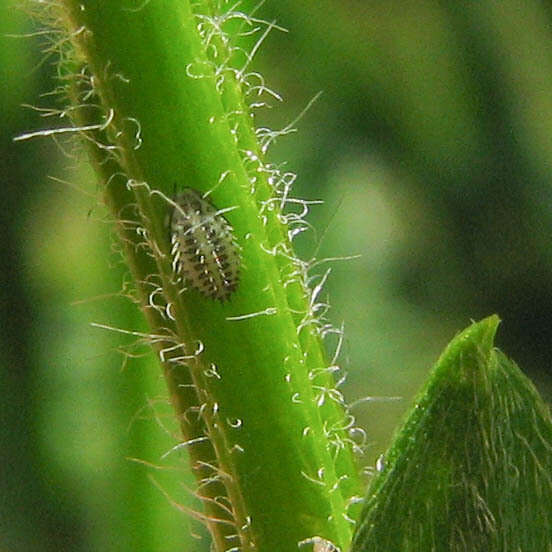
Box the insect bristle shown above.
[170,188,240,301]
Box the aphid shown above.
[170,188,240,301]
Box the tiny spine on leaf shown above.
[169,188,240,301]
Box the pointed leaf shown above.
[353,315,552,551]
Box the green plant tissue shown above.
[352,315,552,552]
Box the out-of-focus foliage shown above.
[256,0,552,465]
[2,1,552,550]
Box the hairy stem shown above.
[28,0,362,550]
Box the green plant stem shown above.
[42,0,362,549]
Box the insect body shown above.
[170,188,240,301]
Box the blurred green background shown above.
[3,1,552,550]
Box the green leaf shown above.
[352,315,552,551]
